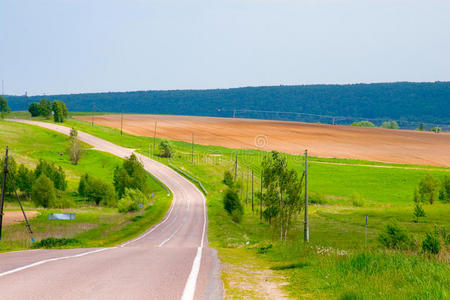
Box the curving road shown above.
[0,120,223,300]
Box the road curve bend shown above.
[0,119,223,300]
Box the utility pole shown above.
[91,103,95,126]
[153,121,157,154]
[246,170,249,206]
[260,169,263,222]
[0,147,9,240]
[304,149,309,242]
[191,133,194,163]
[251,170,254,215]
[120,111,123,136]
[234,153,238,180]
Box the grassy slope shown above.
[0,120,171,252]
[47,116,450,299]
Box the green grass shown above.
[4,114,449,298]
[0,120,171,252]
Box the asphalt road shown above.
[0,120,223,300]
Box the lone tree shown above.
[68,127,83,165]
[0,95,10,118]
[159,139,173,158]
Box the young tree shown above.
[418,122,424,131]
[16,164,34,197]
[28,102,41,117]
[381,121,399,129]
[439,176,449,203]
[32,175,57,208]
[39,99,52,119]
[78,173,89,198]
[34,159,67,191]
[159,139,173,158]
[413,203,425,223]
[0,95,11,118]
[68,127,83,165]
[261,152,302,240]
[418,174,440,204]
[114,154,149,198]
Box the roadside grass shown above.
[0,120,171,252]
[6,115,449,298]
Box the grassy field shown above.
[4,113,449,298]
[0,120,171,252]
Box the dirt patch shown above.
[3,211,39,226]
[76,114,450,167]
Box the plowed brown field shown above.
[76,114,450,167]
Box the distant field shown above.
[75,114,450,167]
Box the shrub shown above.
[422,229,441,255]
[381,121,399,129]
[378,221,414,250]
[231,209,242,223]
[351,121,375,127]
[49,192,75,208]
[223,188,243,223]
[32,237,80,249]
[223,170,234,188]
[32,175,57,208]
[159,139,174,158]
[114,154,150,198]
[85,177,117,206]
[118,188,147,213]
[28,102,41,117]
[34,159,67,191]
[309,192,328,205]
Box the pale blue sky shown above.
[1,0,449,95]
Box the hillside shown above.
[6,82,450,128]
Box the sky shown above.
[1,0,450,96]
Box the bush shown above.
[309,192,328,205]
[159,139,174,158]
[223,189,243,222]
[380,121,399,129]
[32,175,57,208]
[79,174,116,206]
[118,188,147,213]
[351,121,375,127]
[32,237,80,249]
[378,221,414,250]
[422,229,441,255]
[223,170,234,188]
[34,159,67,191]
[114,154,150,198]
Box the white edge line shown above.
[181,192,207,300]
[0,248,114,278]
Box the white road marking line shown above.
[0,248,115,278]
[181,191,207,300]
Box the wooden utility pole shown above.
[365,215,368,249]
[120,111,123,136]
[153,121,157,154]
[260,169,263,222]
[91,103,95,126]
[0,146,9,240]
[251,170,254,215]
[191,133,194,163]
[304,149,309,242]
[234,153,238,180]
[246,170,249,206]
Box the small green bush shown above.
[309,192,328,205]
[118,188,147,213]
[378,221,414,250]
[223,188,243,223]
[223,170,234,188]
[422,229,441,255]
[32,175,57,208]
[32,237,80,248]
[351,192,364,207]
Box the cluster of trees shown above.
[0,96,10,118]
[77,154,151,212]
[1,156,70,208]
[222,152,304,240]
[7,82,450,127]
[411,174,449,223]
[351,120,399,129]
[28,99,68,122]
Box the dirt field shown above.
[76,114,450,167]
[3,211,39,226]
